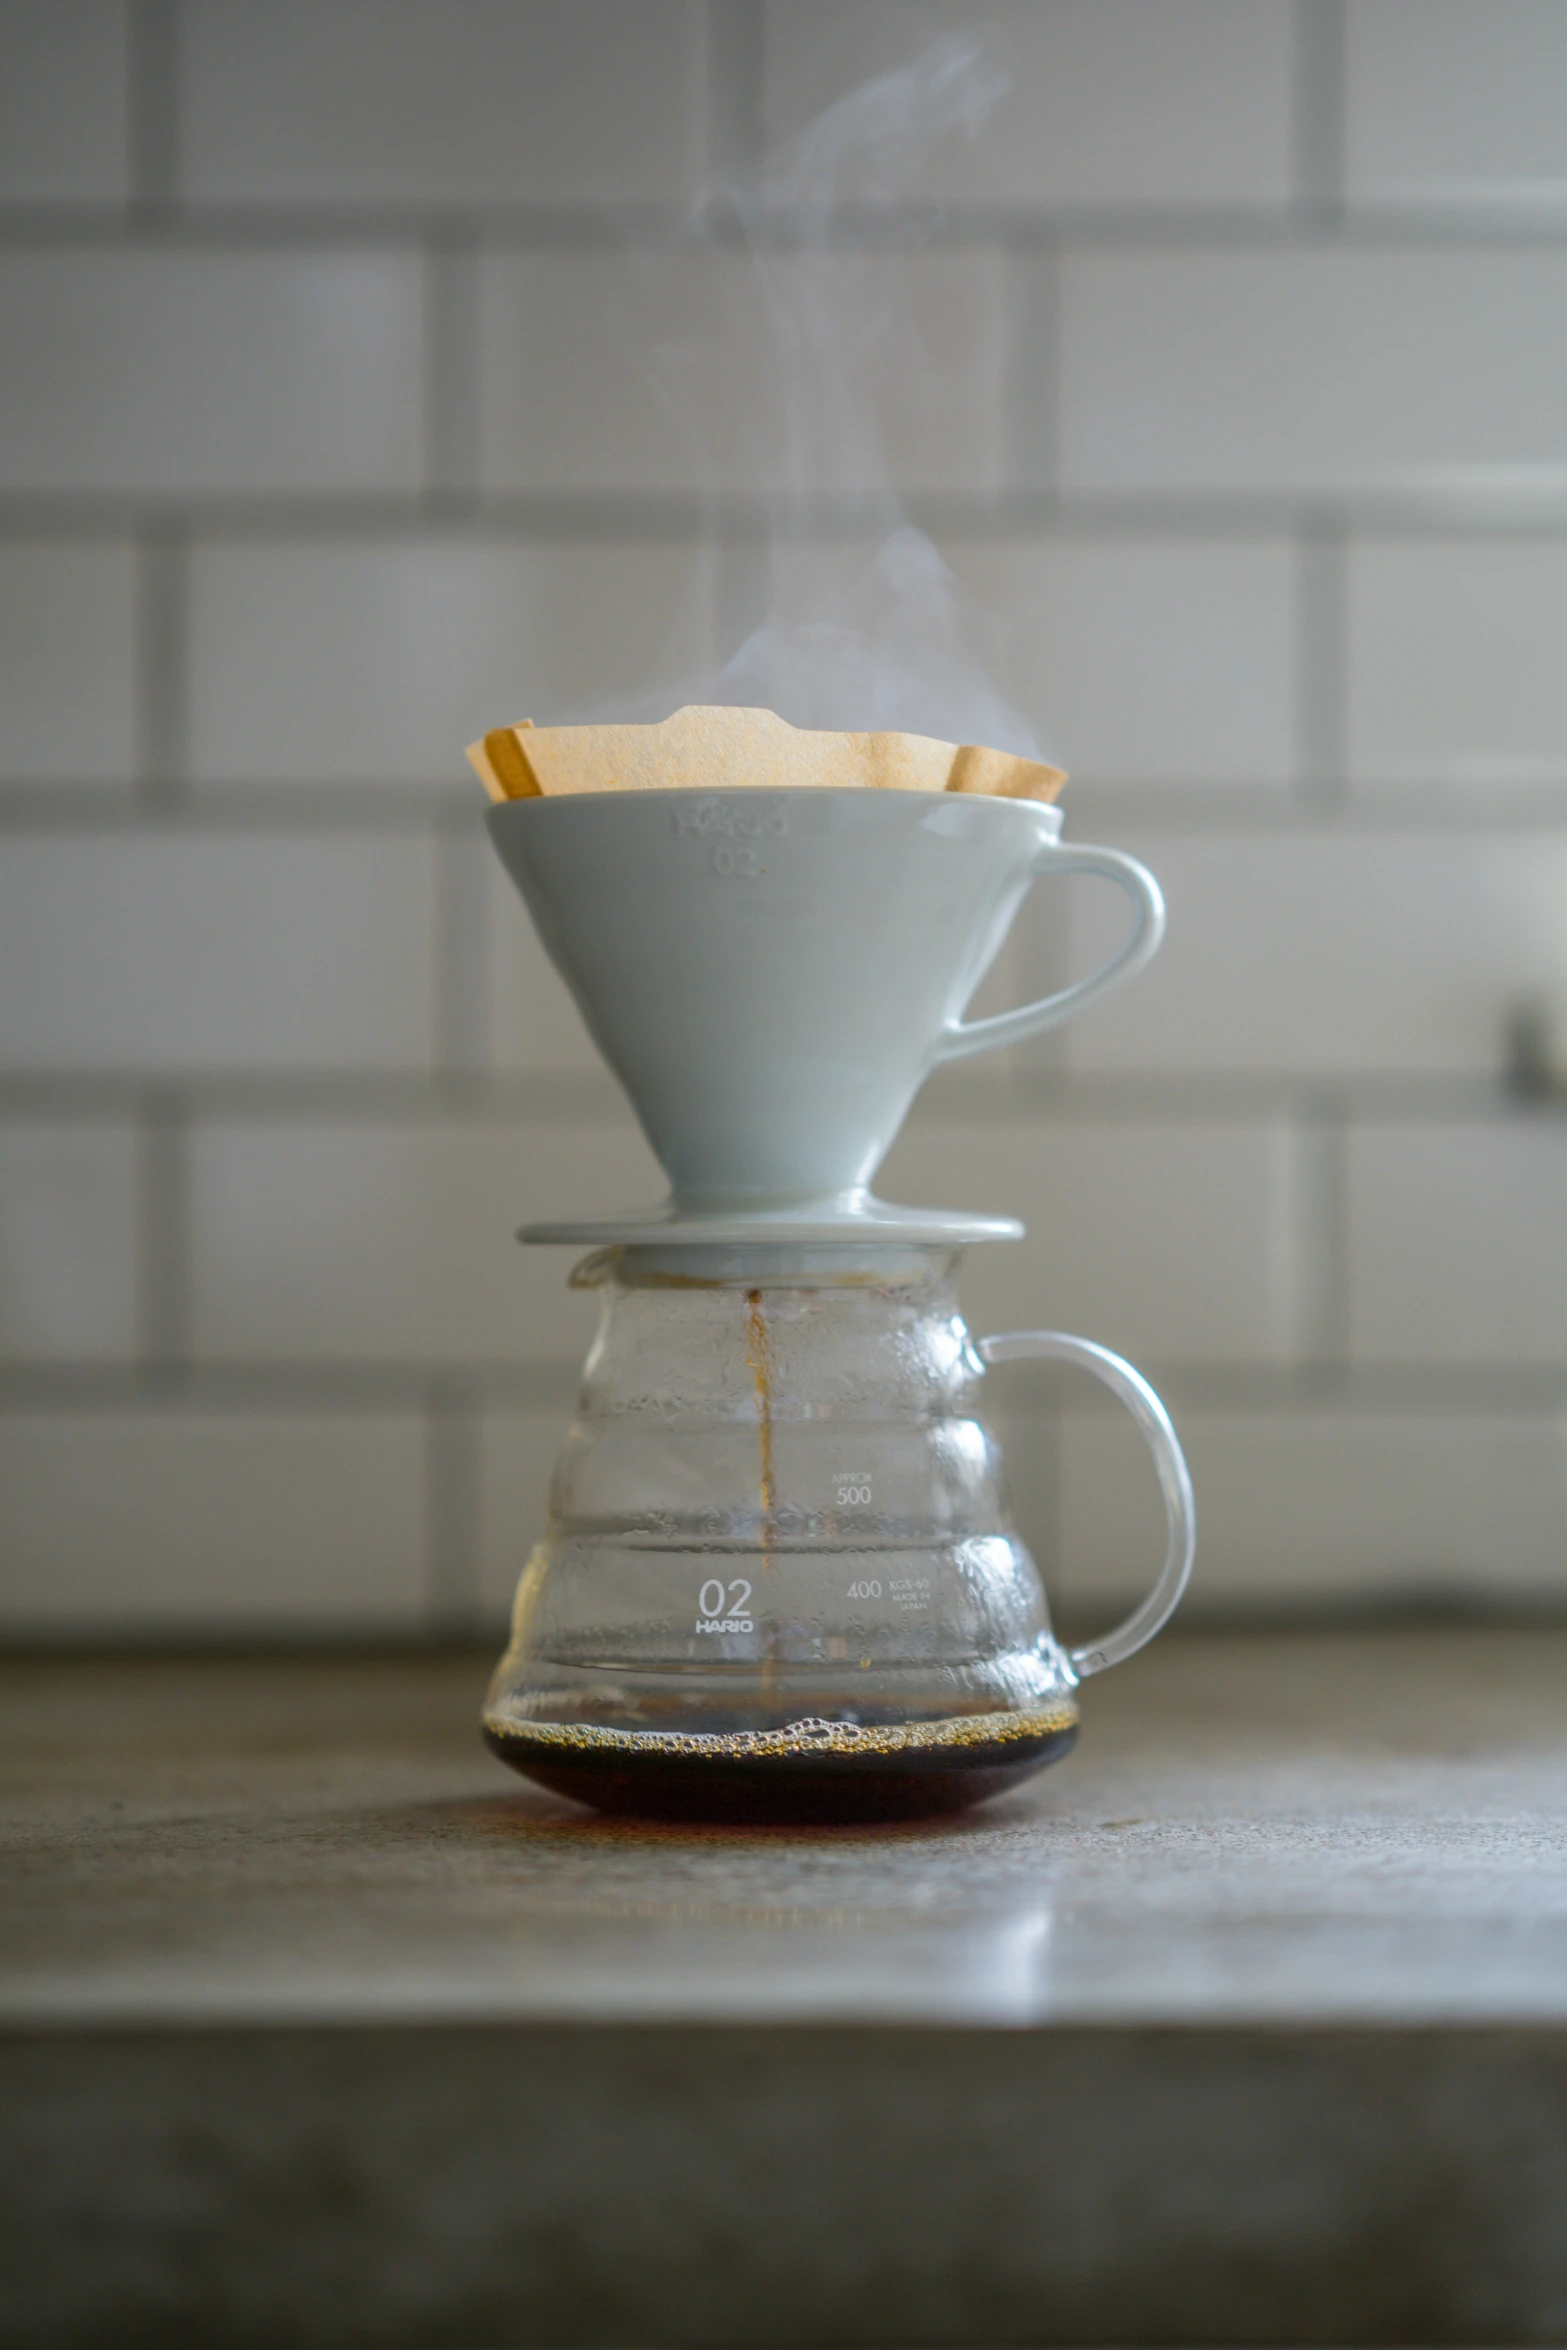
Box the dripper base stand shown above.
[519,1193,1024,1249]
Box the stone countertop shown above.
[6,1631,1567,2349]
[4,1627,1566,2028]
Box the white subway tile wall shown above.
[1058,1408,1567,1608]
[1064,833,1567,1076]
[475,249,1010,496]
[762,3,1296,209]
[0,543,139,783]
[1058,251,1567,496]
[188,1118,661,1367]
[0,834,440,1072]
[1348,542,1567,784]
[1344,0,1567,211]
[179,1,709,206]
[880,1118,1300,1365]
[943,539,1297,784]
[0,1412,428,1634]
[1347,1122,1567,1366]
[0,252,426,495]
[0,1,128,203]
[3,2,1566,1641]
[0,1123,139,1364]
[186,541,716,784]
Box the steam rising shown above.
[717,520,1034,753]
[608,37,1042,760]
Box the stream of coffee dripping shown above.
[743,1289,780,1703]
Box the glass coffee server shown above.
[480,769,1195,1822]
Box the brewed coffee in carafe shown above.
[474,713,1194,1822]
[484,1249,1092,1823]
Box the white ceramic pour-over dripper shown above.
[486,786,1164,1244]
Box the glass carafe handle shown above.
[978,1330,1196,1678]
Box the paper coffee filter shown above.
[467,704,1066,805]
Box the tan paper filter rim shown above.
[466,705,1066,805]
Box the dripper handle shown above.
[936,843,1165,1061]
[978,1330,1195,1677]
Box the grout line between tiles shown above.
[1004,243,1057,497]
[0,1069,1524,1123]
[422,226,481,504]
[14,201,1567,254]
[706,0,766,196]
[133,520,188,805]
[424,1382,484,1633]
[126,0,181,222]
[434,813,494,1078]
[1293,520,1349,811]
[15,492,1567,541]
[0,1365,584,1414]
[135,1090,191,1374]
[1290,0,1347,230]
[1290,1095,1353,1380]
